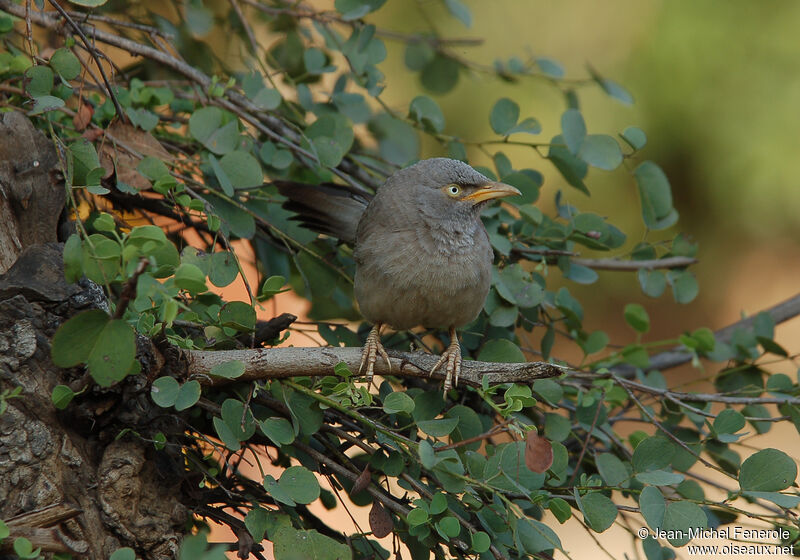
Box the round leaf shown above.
[219,150,263,190]
[739,448,797,492]
[50,48,81,80]
[278,466,320,504]
[581,492,617,533]
[210,360,246,379]
[578,134,622,170]
[632,437,675,473]
[662,500,707,546]
[383,391,415,414]
[490,98,519,135]
[624,303,650,333]
[151,376,180,408]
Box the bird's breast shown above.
[354,222,493,330]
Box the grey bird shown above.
[277,158,520,391]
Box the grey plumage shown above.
[277,157,520,389]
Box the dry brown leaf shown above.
[524,431,553,473]
[368,500,392,538]
[99,122,173,190]
[73,103,93,131]
[351,465,371,496]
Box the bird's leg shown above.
[429,326,462,392]
[358,322,391,382]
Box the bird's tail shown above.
[273,181,371,244]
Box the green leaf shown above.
[548,135,589,195]
[536,57,564,78]
[208,251,239,287]
[496,264,543,308]
[544,413,571,442]
[70,138,102,186]
[739,448,797,492]
[420,55,460,94]
[210,360,246,379]
[383,391,415,414]
[50,48,81,80]
[581,492,617,532]
[263,474,294,505]
[578,134,622,170]
[28,95,63,115]
[533,379,562,405]
[279,466,320,505]
[661,500,707,546]
[174,263,208,294]
[548,497,572,523]
[219,150,263,190]
[260,275,288,300]
[51,309,109,367]
[52,310,135,387]
[260,417,295,446]
[109,548,136,560]
[561,109,586,154]
[175,380,201,411]
[490,98,519,135]
[65,0,107,6]
[25,65,53,97]
[669,270,698,304]
[406,507,429,527]
[501,170,542,205]
[185,1,213,36]
[51,384,75,409]
[635,470,685,486]
[596,453,629,487]
[245,508,270,541]
[417,418,459,437]
[635,161,676,230]
[334,0,386,20]
[219,301,256,331]
[713,409,745,435]
[621,126,647,150]
[409,95,445,133]
[639,485,666,530]
[478,339,525,363]
[273,527,353,560]
[368,114,419,165]
[742,491,800,509]
[436,515,460,539]
[505,117,541,136]
[151,376,180,408]
[303,47,331,74]
[632,437,675,473]
[471,531,490,553]
[638,268,667,298]
[624,303,650,333]
[444,0,471,27]
[189,107,239,155]
[518,518,562,553]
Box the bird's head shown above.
[384,158,521,223]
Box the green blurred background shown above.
[369,0,800,361]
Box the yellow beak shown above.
[462,181,521,204]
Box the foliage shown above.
[1,0,798,559]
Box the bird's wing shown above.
[274,181,372,244]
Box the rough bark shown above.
[0,117,188,559]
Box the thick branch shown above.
[184,347,564,387]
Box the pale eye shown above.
[447,185,461,196]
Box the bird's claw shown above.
[359,323,390,382]
[430,329,462,393]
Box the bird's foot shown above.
[430,328,461,393]
[358,323,390,382]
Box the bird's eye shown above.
[446,184,461,197]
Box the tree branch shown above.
[184,347,565,387]
[613,292,800,375]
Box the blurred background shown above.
[358,0,800,363]
[215,1,800,556]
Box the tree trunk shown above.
[0,114,188,559]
